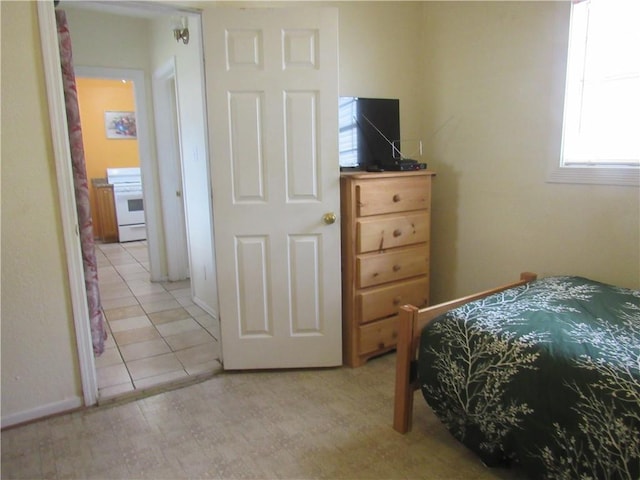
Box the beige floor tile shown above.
[101,296,139,310]
[175,341,219,369]
[98,381,135,399]
[184,304,207,317]
[107,257,138,267]
[96,255,110,265]
[96,363,131,388]
[147,307,192,325]
[94,347,124,368]
[124,245,147,255]
[156,318,202,337]
[99,285,133,300]
[114,262,147,272]
[94,241,210,401]
[194,314,218,335]
[97,242,124,251]
[176,296,195,307]
[98,281,128,294]
[137,291,174,304]
[184,359,222,376]
[126,352,184,381]
[163,280,191,292]
[164,328,215,351]
[141,298,182,314]
[104,304,145,322]
[109,315,152,333]
[118,271,151,283]
[119,338,172,362]
[103,332,117,350]
[98,273,125,285]
[132,369,189,390]
[170,287,192,298]
[128,282,167,296]
[112,325,161,346]
[135,291,175,304]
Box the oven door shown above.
[113,186,145,226]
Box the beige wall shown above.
[1,1,638,426]
[421,2,639,301]
[336,2,425,142]
[1,1,83,423]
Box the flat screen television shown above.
[338,97,400,170]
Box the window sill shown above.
[547,165,640,187]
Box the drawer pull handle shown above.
[393,264,401,272]
[393,194,401,203]
[393,296,402,305]
[393,229,402,237]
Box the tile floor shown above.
[95,241,221,400]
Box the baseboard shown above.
[193,296,217,319]
[1,396,83,429]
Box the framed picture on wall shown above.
[105,111,137,139]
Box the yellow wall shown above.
[76,77,139,238]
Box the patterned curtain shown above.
[56,10,107,355]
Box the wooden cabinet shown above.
[340,170,435,367]
[94,183,118,243]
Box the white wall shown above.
[148,14,219,317]
[421,1,640,301]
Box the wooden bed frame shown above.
[393,272,538,434]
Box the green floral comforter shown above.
[418,276,640,479]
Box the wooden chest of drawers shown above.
[94,183,118,243]
[340,171,435,367]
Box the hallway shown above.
[94,241,221,400]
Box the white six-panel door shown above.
[203,7,342,369]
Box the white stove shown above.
[106,167,147,242]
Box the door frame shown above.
[152,57,191,281]
[36,1,206,407]
[37,1,97,406]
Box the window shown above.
[550,0,640,186]
[338,97,359,168]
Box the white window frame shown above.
[549,0,640,187]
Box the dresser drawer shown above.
[356,175,430,217]
[357,245,429,288]
[358,315,398,355]
[357,212,430,254]
[357,276,429,324]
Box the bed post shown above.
[393,304,419,433]
[521,272,537,282]
[392,273,538,434]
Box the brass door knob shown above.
[322,212,337,225]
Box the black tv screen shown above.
[339,97,400,170]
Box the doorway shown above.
[74,71,218,400]
[47,1,220,403]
